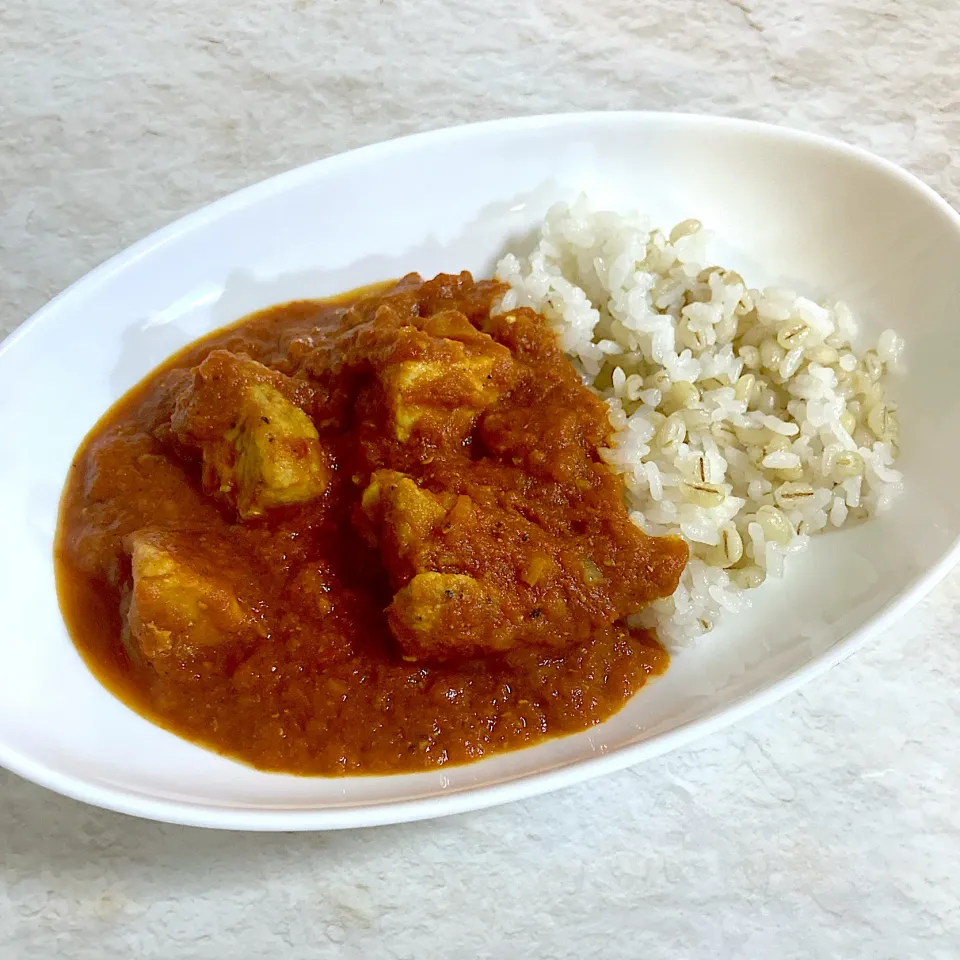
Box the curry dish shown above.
[56,273,687,775]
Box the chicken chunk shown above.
[376,311,517,442]
[359,469,455,580]
[123,530,260,665]
[229,382,328,517]
[387,572,504,662]
[171,351,329,519]
[381,355,495,441]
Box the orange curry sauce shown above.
[55,274,686,775]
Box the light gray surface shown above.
[2,1,959,956]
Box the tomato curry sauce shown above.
[55,273,687,775]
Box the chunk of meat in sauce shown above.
[389,572,502,662]
[123,529,263,669]
[170,351,330,518]
[298,292,519,455]
[358,469,454,578]
[376,308,518,442]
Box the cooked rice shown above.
[496,197,903,648]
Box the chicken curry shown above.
[55,273,687,775]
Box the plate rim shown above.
[4,109,960,830]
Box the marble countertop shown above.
[2,1,959,956]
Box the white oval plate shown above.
[2,113,960,830]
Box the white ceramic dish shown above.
[2,112,959,831]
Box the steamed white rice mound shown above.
[496,197,904,648]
